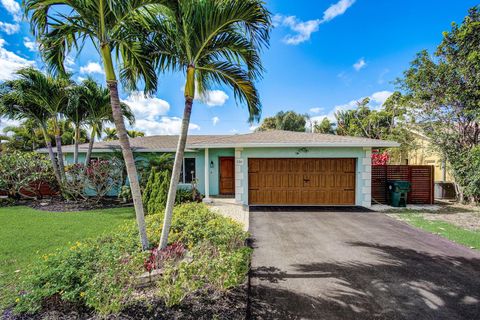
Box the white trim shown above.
[204,148,211,201]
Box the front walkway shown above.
[248,209,480,319]
[207,198,249,231]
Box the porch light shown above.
[210,161,214,168]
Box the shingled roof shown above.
[37,130,399,153]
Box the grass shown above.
[0,205,135,309]
[394,212,480,250]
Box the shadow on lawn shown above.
[249,242,480,320]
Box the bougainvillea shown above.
[372,150,390,165]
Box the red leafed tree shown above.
[372,150,390,165]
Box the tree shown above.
[103,128,118,141]
[333,96,413,162]
[127,130,145,138]
[1,119,44,151]
[150,0,271,249]
[25,0,166,249]
[256,110,307,132]
[63,86,90,164]
[313,117,335,134]
[398,7,480,202]
[77,78,135,165]
[0,68,63,184]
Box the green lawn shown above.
[394,212,480,250]
[0,205,135,308]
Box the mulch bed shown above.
[23,197,131,212]
[2,285,248,320]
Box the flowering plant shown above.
[371,150,390,165]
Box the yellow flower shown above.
[15,298,20,303]
[80,292,86,297]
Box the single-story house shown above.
[39,130,398,208]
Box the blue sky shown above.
[0,0,478,136]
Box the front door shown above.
[219,157,235,195]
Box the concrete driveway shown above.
[248,208,480,320]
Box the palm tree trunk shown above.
[85,128,95,166]
[107,80,149,250]
[55,134,66,182]
[73,126,80,164]
[42,129,62,185]
[159,97,193,249]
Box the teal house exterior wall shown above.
[61,146,372,207]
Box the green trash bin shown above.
[387,180,411,207]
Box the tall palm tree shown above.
[0,68,62,184]
[103,128,118,141]
[127,130,145,138]
[150,0,271,249]
[78,78,135,165]
[24,0,164,249]
[64,85,90,164]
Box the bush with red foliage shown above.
[372,150,390,165]
[144,242,186,272]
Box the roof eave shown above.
[190,142,400,148]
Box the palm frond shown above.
[198,61,261,123]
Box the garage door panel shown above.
[248,158,356,205]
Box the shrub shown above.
[118,185,132,203]
[13,203,250,315]
[64,159,124,201]
[142,170,199,215]
[0,151,56,199]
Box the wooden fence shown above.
[0,181,58,198]
[372,165,435,205]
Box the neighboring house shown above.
[403,130,453,183]
[38,130,398,208]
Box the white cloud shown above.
[76,76,87,82]
[274,0,355,45]
[353,57,366,71]
[1,0,21,22]
[309,107,324,114]
[122,92,200,136]
[23,37,38,52]
[79,61,104,75]
[122,92,170,121]
[134,117,200,136]
[378,68,389,84]
[274,15,321,45]
[249,125,258,132]
[0,117,20,134]
[0,38,35,81]
[181,85,229,107]
[0,21,19,34]
[370,90,393,106]
[212,116,220,126]
[198,90,229,107]
[311,90,393,122]
[322,0,356,23]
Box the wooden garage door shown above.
[248,158,356,205]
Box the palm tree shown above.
[77,78,135,165]
[64,86,90,164]
[103,128,118,141]
[150,0,271,249]
[127,130,144,138]
[25,0,168,250]
[0,68,63,184]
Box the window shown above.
[180,158,196,183]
